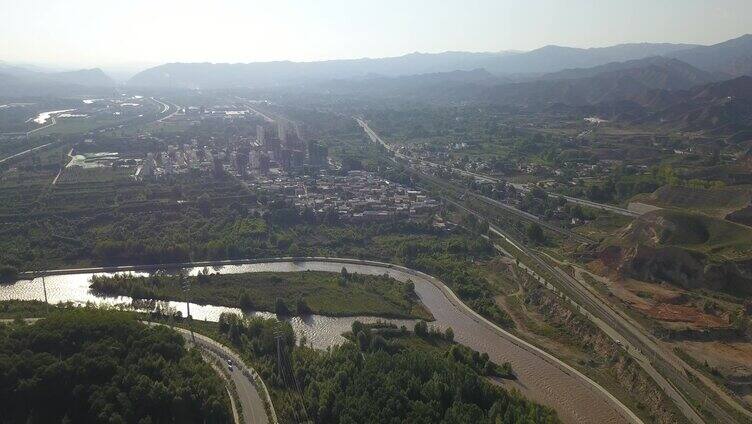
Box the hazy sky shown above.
[2,0,751,70]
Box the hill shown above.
[668,34,752,77]
[128,41,697,89]
[128,52,516,89]
[48,68,115,87]
[631,185,752,217]
[541,56,717,90]
[0,64,115,96]
[483,42,697,75]
[630,76,752,133]
[478,57,718,107]
[599,209,752,295]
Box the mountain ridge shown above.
[127,41,703,89]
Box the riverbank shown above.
[89,270,433,320]
[1,257,641,423]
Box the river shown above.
[30,109,75,125]
[0,259,634,423]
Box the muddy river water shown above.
[0,259,634,423]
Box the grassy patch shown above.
[90,270,433,320]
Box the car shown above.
[228,364,233,371]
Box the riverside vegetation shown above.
[0,309,231,423]
[90,270,433,319]
[211,313,556,424]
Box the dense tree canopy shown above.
[0,310,230,423]
[214,314,556,424]
[293,343,555,424]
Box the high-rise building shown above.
[256,125,265,145]
[258,153,270,175]
[277,122,287,144]
[306,140,328,168]
[280,148,293,171]
[266,137,281,161]
[292,150,305,169]
[141,153,155,178]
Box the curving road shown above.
[149,324,274,424]
[1,318,274,424]
[18,257,640,424]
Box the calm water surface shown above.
[0,260,629,423]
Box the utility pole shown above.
[41,274,49,315]
[180,273,194,343]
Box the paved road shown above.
[355,118,752,423]
[357,118,594,244]
[549,192,639,217]
[1,98,179,166]
[245,104,275,123]
[1,318,274,424]
[0,141,58,164]
[436,177,745,424]
[151,97,180,122]
[357,117,639,218]
[150,324,274,424]
[18,257,640,424]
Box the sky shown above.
[1,0,751,72]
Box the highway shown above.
[356,117,639,218]
[549,192,639,217]
[357,118,594,244]
[245,104,275,123]
[356,118,749,424]
[0,141,58,164]
[151,97,181,122]
[1,97,180,166]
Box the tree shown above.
[0,265,18,283]
[445,327,454,342]
[197,194,212,217]
[296,297,312,315]
[239,292,254,311]
[357,331,369,351]
[370,335,387,351]
[275,298,290,316]
[351,320,364,337]
[197,268,210,284]
[414,320,428,337]
[526,223,545,244]
[0,309,231,423]
[731,309,749,333]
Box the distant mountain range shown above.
[2,34,751,136]
[539,56,718,90]
[127,34,752,89]
[126,42,700,89]
[669,34,752,77]
[474,57,717,106]
[0,64,115,97]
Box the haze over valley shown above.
[2,2,752,423]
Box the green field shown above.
[625,209,752,261]
[90,270,434,320]
[632,185,752,217]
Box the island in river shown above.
[89,270,434,320]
